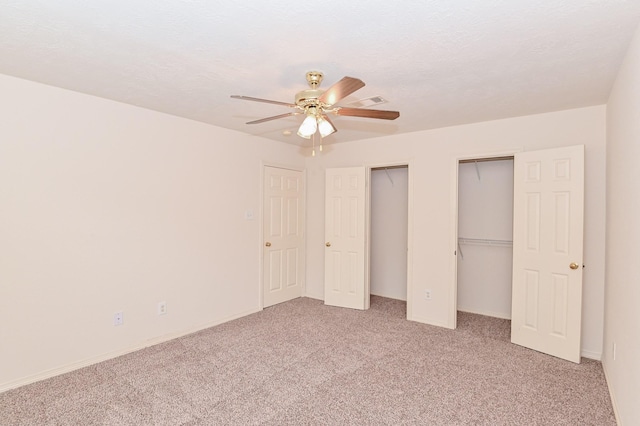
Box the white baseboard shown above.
[580,349,602,361]
[457,307,511,320]
[0,306,262,394]
[601,360,622,425]
[303,292,324,301]
[370,292,407,302]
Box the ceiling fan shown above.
[231,71,399,152]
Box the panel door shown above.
[324,167,367,310]
[511,145,584,363]
[263,167,305,308]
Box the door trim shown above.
[365,160,413,320]
[450,149,521,329]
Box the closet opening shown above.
[369,165,409,312]
[456,156,514,324]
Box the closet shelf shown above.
[458,237,513,247]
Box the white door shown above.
[511,145,584,363]
[324,167,367,310]
[263,166,305,308]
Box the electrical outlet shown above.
[158,301,167,315]
[113,311,123,326]
[424,290,432,300]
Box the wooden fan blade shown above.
[318,77,365,105]
[334,107,400,120]
[231,95,297,108]
[246,112,300,124]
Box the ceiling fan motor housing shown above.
[295,89,325,108]
[295,71,327,110]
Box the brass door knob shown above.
[325,242,331,247]
[569,262,579,270]
[265,242,271,247]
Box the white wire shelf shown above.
[457,237,513,248]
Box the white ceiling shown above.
[2,1,640,146]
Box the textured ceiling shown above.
[2,1,640,146]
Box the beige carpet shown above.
[1,296,616,425]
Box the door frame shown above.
[450,149,520,328]
[260,162,306,309]
[365,160,413,319]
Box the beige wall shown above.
[0,71,613,394]
[604,24,640,425]
[304,105,607,360]
[0,74,303,391]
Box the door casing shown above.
[323,161,414,319]
[451,150,521,329]
[368,161,413,319]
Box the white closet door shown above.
[511,145,584,363]
[324,167,367,310]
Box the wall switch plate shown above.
[113,311,123,326]
[244,210,254,220]
[613,342,617,361]
[158,301,167,315]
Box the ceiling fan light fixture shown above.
[317,116,336,138]
[232,72,399,146]
[297,114,317,139]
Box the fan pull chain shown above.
[312,132,324,157]
[311,131,324,156]
[312,132,316,157]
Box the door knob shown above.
[265,242,271,247]
[569,262,579,270]
[325,242,331,247]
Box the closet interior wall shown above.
[370,166,408,301]
[457,158,514,319]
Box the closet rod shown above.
[458,237,513,247]
[459,156,514,164]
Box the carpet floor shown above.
[1,296,616,425]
